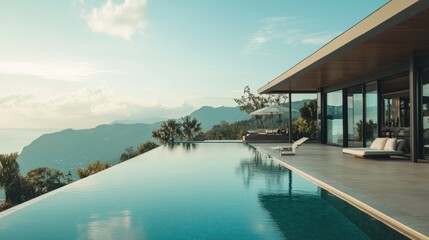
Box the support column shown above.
[343,89,348,148]
[319,90,326,144]
[288,92,292,143]
[409,52,419,162]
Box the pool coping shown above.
[251,143,429,240]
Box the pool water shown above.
[0,143,407,239]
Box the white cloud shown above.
[244,16,338,54]
[301,32,339,45]
[251,36,267,44]
[82,0,148,40]
[0,60,101,82]
[0,88,195,128]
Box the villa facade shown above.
[258,0,429,162]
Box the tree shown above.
[0,153,24,205]
[356,119,377,142]
[76,161,111,179]
[137,142,159,155]
[152,119,183,144]
[181,116,202,141]
[119,147,137,162]
[205,120,252,140]
[234,86,288,128]
[23,167,72,199]
[291,99,318,140]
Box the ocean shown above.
[0,128,60,201]
[0,128,60,154]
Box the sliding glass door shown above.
[347,86,363,147]
[365,82,378,146]
[421,69,429,159]
[326,90,343,145]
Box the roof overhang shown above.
[258,0,429,94]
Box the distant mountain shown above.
[17,106,250,176]
[190,106,250,130]
[18,123,160,176]
[17,102,315,177]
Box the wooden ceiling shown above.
[258,1,429,93]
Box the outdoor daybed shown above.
[342,137,406,158]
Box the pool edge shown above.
[251,144,429,240]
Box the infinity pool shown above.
[0,143,407,239]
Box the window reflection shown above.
[347,86,363,147]
[421,70,429,159]
[365,82,378,146]
[327,90,343,145]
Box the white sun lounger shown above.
[342,138,405,158]
[279,137,309,155]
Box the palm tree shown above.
[152,119,183,144]
[0,153,23,205]
[181,116,202,141]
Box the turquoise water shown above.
[0,143,407,239]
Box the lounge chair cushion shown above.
[342,148,403,157]
[370,138,388,150]
[396,139,406,151]
[384,138,397,151]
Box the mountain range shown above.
[17,101,313,177]
[17,106,251,176]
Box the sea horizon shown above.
[0,128,61,155]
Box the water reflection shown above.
[77,210,143,240]
[180,142,198,152]
[236,150,288,189]
[162,142,198,152]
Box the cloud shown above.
[244,16,338,54]
[0,88,195,128]
[82,0,148,40]
[0,60,102,82]
[301,32,339,45]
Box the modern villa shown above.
[258,0,429,163]
[2,1,429,239]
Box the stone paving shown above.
[250,143,429,240]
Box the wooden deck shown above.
[250,143,429,240]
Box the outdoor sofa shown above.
[342,137,406,158]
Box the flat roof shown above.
[258,0,429,94]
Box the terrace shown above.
[251,143,429,239]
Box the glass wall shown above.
[326,90,343,145]
[347,86,363,147]
[421,69,429,159]
[365,82,378,146]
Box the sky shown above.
[0,0,388,129]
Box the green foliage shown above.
[137,142,159,155]
[119,147,137,162]
[1,153,73,211]
[291,99,318,140]
[205,120,253,140]
[23,167,72,199]
[119,142,159,162]
[152,119,183,144]
[234,86,288,127]
[300,99,317,123]
[76,161,111,179]
[0,153,23,205]
[181,115,202,141]
[356,119,377,142]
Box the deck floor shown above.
[250,143,429,240]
